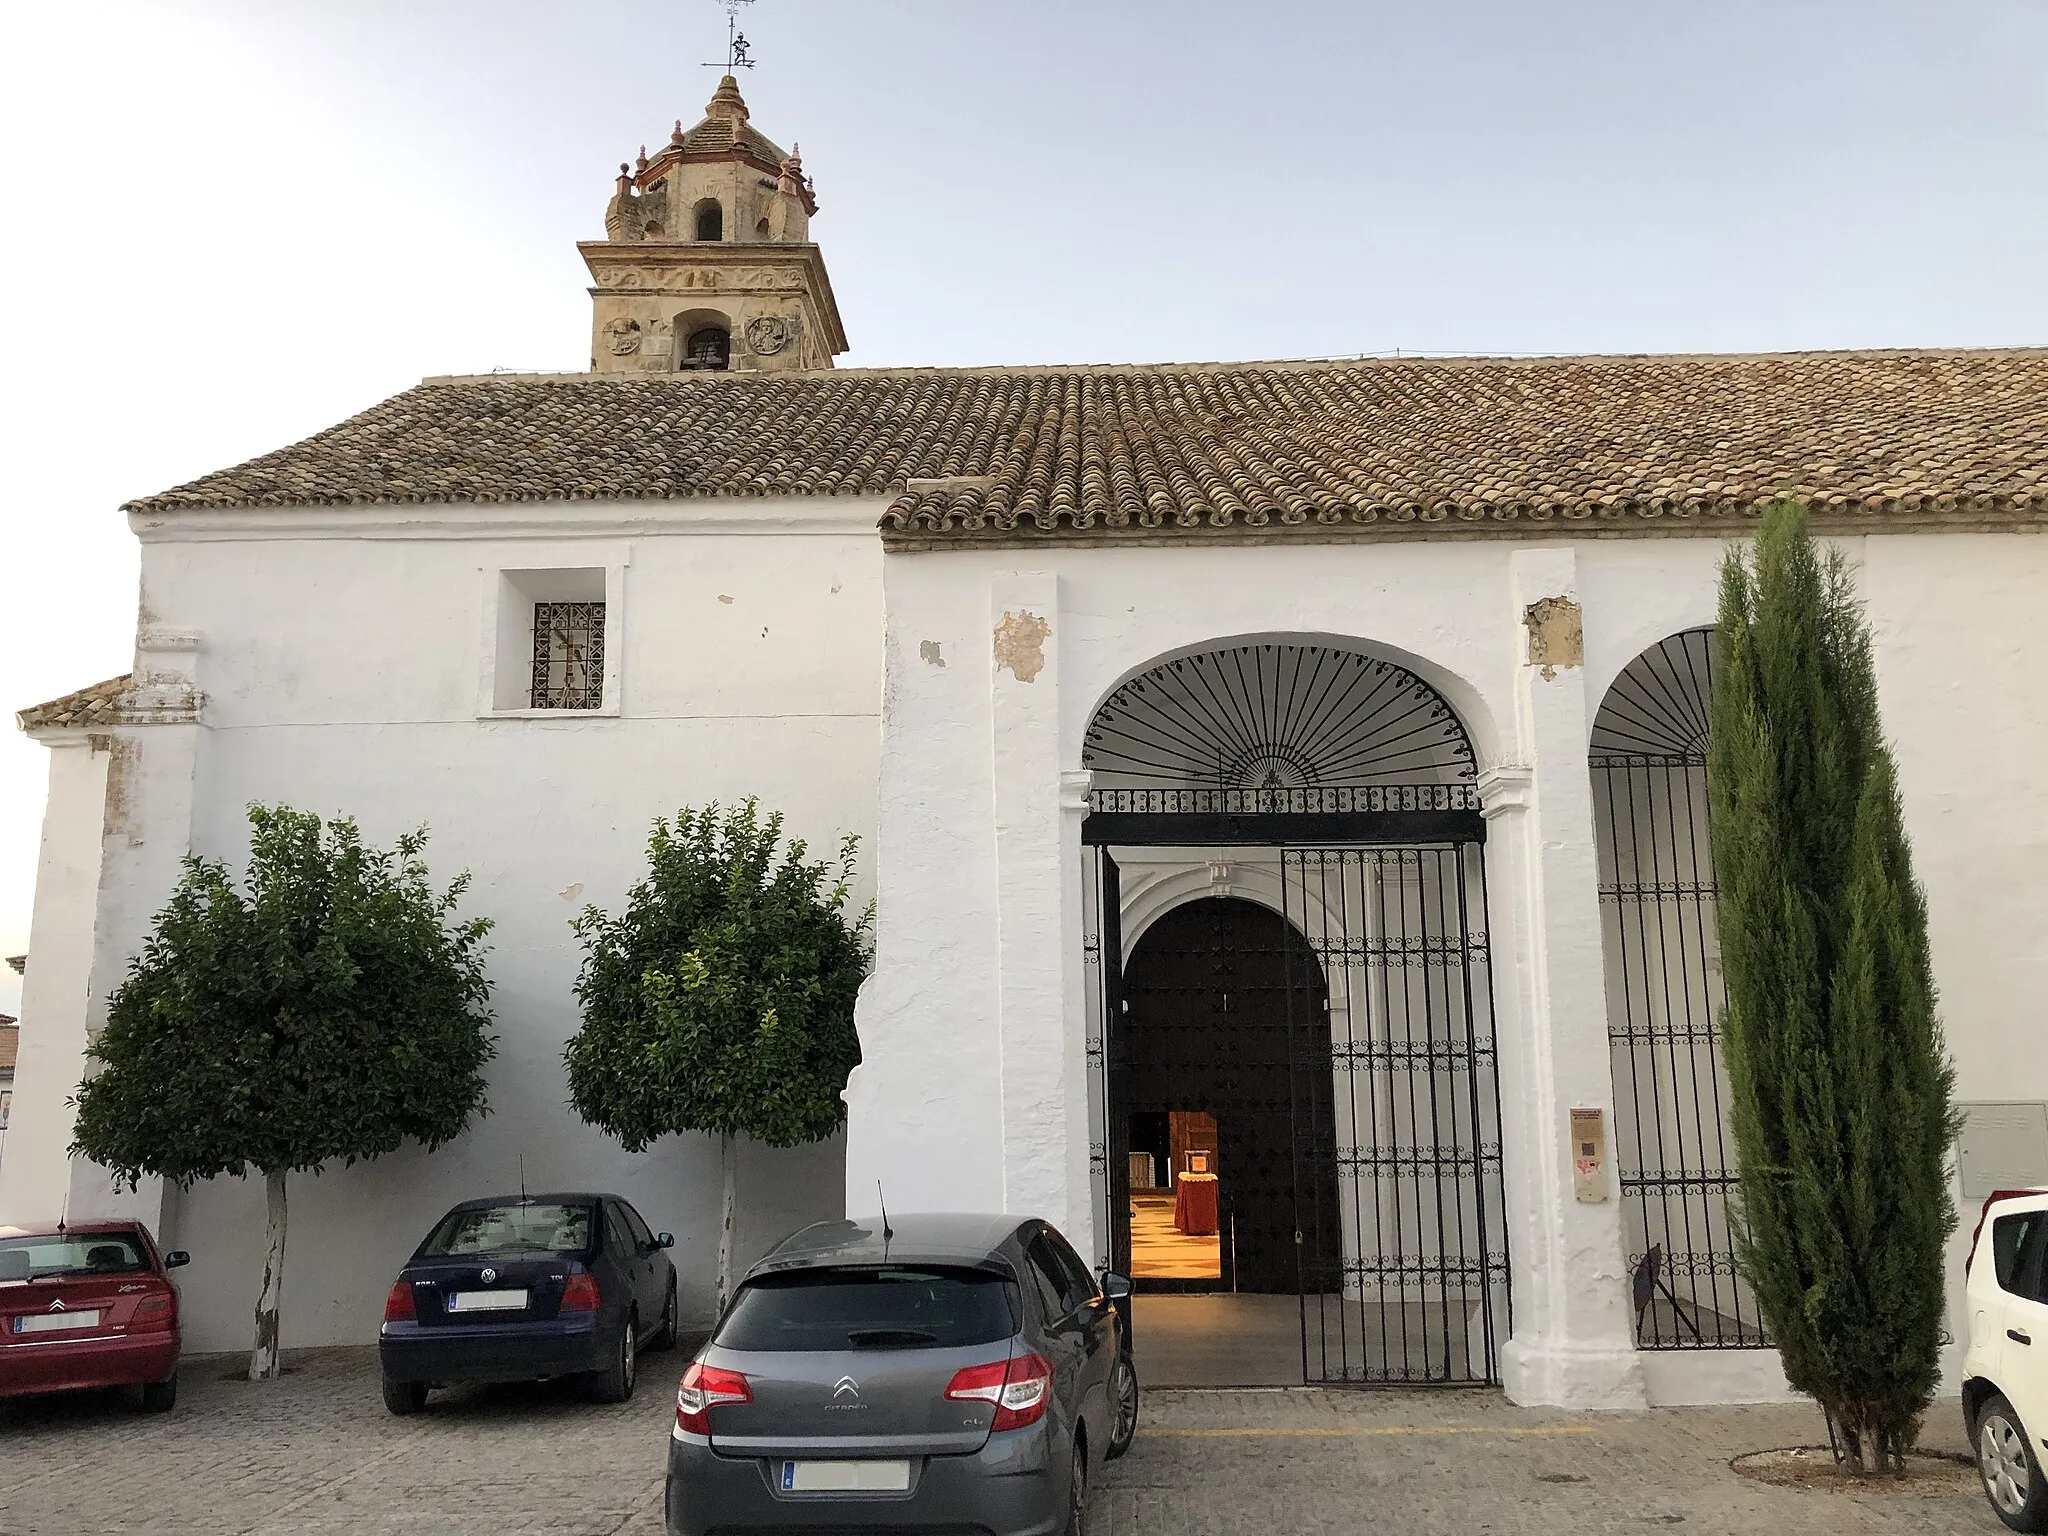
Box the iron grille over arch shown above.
[1590,627,1767,1350]
[1084,645,1482,839]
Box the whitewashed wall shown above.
[853,530,2048,1408]
[11,497,889,1351]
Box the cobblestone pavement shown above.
[0,1347,1996,1535]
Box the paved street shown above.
[0,1347,1994,1535]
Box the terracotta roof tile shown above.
[16,675,133,733]
[121,350,2048,545]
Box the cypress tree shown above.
[1709,500,1959,1473]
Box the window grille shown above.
[529,601,604,709]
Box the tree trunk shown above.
[1831,1410,1898,1475]
[250,1167,287,1381]
[716,1132,738,1320]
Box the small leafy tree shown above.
[71,806,495,1381]
[1710,501,1960,1473]
[565,801,869,1315]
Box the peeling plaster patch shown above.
[1523,595,1584,681]
[558,883,584,904]
[830,579,843,595]
[993,610,1051,683]
[717,594,734,605]
[919,641,947,669]
[101,735,139,844]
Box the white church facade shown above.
[8,79,2048,1411]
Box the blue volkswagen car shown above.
[378,1192,678,1412]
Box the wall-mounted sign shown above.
[1571,1107,1608,1203]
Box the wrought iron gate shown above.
[1085,836,1509,1385]
[1281,845,1507,1384]
[1590,628,1765,1349]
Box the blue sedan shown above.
[378,1192,679,1412]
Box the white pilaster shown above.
[67,629,207,1235]
[1488,548,1647,1409]
[0,737,113,1225]
[987,574,1081,1231]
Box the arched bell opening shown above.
[1589,627,1766,1350]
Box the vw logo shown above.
[480,1267,497,1285]
[832,1376,859,1399]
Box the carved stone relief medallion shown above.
[605,317,643,355]
[745,315,790,356]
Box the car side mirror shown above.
[656,1232,675,1249]
[164,1251,191,1269]
[1101,1272,1132,1301]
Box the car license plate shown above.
[15,1310,101,1333]
[779,1460,911,1493]
[445,1290,527,1313]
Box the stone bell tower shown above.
[581,75,849,373]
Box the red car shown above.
[0,1221,188,1411]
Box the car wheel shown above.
[380,1376,427,1416]
[1062,1432,1088,1535]
[137,1375,178,1414]
[1105,1351,1139,1460]
[649,1277,679,1352]
[1979,1394,2048,1533]
[589,1312,638,1403]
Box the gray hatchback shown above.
[664,1213,1138,1536]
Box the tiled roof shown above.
[16,675,133,733]
[0,1024,16,1073]
[121,350,2048,545]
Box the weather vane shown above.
[704,0,757,71]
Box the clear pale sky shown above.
[2,0,2045,1019]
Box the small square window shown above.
[530,601,605,709]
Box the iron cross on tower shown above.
[705,0,757,71]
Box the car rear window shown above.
[1993,1211,2044,1293]
[0,1232,150,1279]
[420,1202,594,1257]
[716,1266,1020,1352]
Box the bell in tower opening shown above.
[580,75,848,374]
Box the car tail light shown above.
[383,1281,417,1323]
[133,1293,174,1324]
[560,1273,601,1313]
[676,1359,752,1434]
[946,1351,1053,1431]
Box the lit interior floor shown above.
[1128,1190,1221,1281]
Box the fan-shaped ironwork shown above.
[1084,644,1476,805]
[1589,629,1716,764]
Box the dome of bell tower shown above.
[579,76,846,374]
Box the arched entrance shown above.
[1590,628,1766,1351]
[1123,897,1337,1295]
[1084,641,1508,1385]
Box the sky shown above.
[1,0,2045,1020]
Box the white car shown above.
[1966,1189,2048,1531]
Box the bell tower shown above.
[580,75,848,373]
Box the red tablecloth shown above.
[1173,1173,1220,1236]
